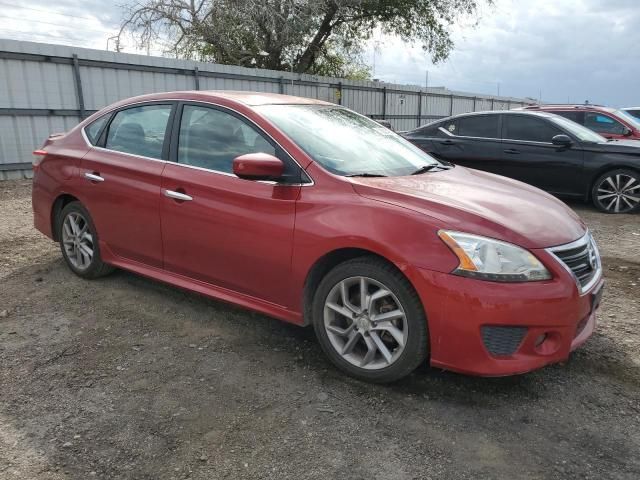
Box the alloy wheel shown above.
[323,276,408,370]
[62,212,94,270]
[595,173,640,213]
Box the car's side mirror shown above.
[232,153,284,181]
[552,134,573,147]
[622,127,633,137]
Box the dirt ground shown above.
[0,179,639,480]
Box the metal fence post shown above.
[279,76,285,94]
[337,82,343,105]
[382,87,387,119]
[194,66,200,90]
[449,94,454,116]
[491,98,496,110]
[417,91,422,127]
[71,54,86,118]
[473,96,477,112]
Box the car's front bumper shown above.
[414,252,603,377]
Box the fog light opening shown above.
[534,331,561,355]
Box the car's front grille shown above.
[481,326,527,356]
[547,233,601,294]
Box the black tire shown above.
[591,169,640,214]
[57,201,114,279]
[312,256,429,383]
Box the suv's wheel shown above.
[591,169,640,213]
[57,201,114,279]
[312,256,428,383]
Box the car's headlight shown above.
[438,230,551,282]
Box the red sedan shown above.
[32,91,604,383]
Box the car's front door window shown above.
[105,104,172,159]
[177,105,276,174]
[584,113,626,136]
[503,115,561,143]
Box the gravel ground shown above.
[0,179,639,480]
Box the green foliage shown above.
[118,0,489,78]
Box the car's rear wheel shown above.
[58,201,114,279]
[591,169,640,213]
[312,257,428,383]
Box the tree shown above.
[118,0,488,78]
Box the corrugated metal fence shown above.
[0,39,529,180]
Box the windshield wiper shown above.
[345,173,388,178]
[410,164,451,175]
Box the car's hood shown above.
[588,139,640,154]
[350,166,587,249]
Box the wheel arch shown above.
[50,193,80,241]
[301,247,423,327]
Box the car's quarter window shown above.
[503,115,561,143]
[105,104,173,159]
[177,105,276,174]
[457,115,499,138]
[84,115,110,145]
[584,112,626,135]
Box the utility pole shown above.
[425,70,429,90]
[497,82,500,97]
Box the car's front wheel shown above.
[591,169,640,213]
[312,257,428,383]
[58,201,114,279]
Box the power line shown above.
[0,14,115,34]
[0,1,108,22]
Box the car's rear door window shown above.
[457,115,499,138]
[503,115,561,143]
[177,104,276,174]
[584,113,626,135]
[553,110,584,125]
[105,105,173,159]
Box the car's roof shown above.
[111,90,333,107]
[520,104,616,113]
[446,110,558,119]
[623,107,640,110]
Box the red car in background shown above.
[519,104,640,140]
[32,91,603,383]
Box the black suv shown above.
[403,110,640,213]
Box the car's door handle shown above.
[164,189,193,202]
[84,172,105,182]
[440,139,455,146]
[503,149,520,154]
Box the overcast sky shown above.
[0,0,638,106]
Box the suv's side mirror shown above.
[622,127,633,137]
[233,153,284,181]
[552,134,573,147]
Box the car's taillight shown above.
[32,149,47,169]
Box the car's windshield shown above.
[550,115,606,142]
[255,104,441,177]
[616,109,640,130]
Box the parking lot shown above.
[0,179,638,479]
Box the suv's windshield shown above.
[256,104,441,177]
[616,109,640,130]
[550,115,606,143]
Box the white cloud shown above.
[370,0,640,106]
[1,0,638,106]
